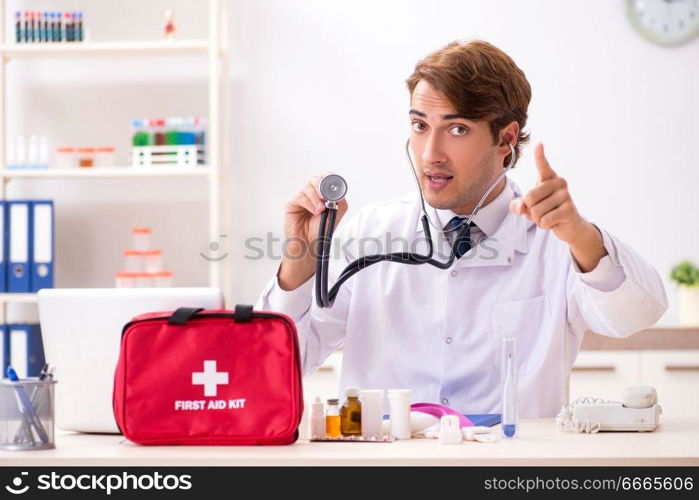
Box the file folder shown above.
[7,201,31,293]
[0,201,6,293]
[0,324,8,378]
[8,323,45,378]
[30,200,54,292]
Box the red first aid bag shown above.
[113,305,303,445]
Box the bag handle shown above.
[168,307,205,325]
[234,304,253,322]
[167,305,254,325]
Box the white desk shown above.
[1,418,697,466]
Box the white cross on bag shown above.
[192,360,229,397]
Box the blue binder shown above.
[0,201,6,293]
[7,201,32,293]
[30,200,54,292]
[0,324,8,378]
[8,323,45,378]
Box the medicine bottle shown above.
[341,387,362,435]
[325,399,341,438]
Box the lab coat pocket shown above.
[491,294,550,376]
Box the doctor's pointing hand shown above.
[509,143,607,273]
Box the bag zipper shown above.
[121,311,291,338]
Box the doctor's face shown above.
[409,80,505,215]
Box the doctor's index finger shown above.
[534,143,556,182]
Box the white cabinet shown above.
[639,350,699,418]
[569,350,699,418]
[569,351,642,402]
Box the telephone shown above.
[556,385,662,433]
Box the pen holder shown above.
[0,378,57,451]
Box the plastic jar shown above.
[134,272,154,288]
[387,389,412,440]
[124,250,145,273]
[77,147,95,168]
[359,389,384,439]
[143,249,163,273]
[115,272,138,288]
[152,271,173,287]
[55,147,76,168]
[95,147,115,167]
[132,227,151,250]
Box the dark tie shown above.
[446,216,474,259]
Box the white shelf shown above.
[0,40,210,58]
[0,293,37,303]
[1,166,211,179]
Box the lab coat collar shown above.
[414,178,534,266]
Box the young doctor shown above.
[255,40,668,417]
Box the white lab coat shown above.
[256,178,667,417]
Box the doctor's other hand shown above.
[278,173,349,291]
[509,143,589,245]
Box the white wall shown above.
[5,0,698,325]
[228,0,698,326]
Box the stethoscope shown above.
[315,140,516,308]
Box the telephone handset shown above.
[556,385,662,433]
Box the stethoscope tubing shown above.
[315,141,516,308]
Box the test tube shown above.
[15,11,22,42]
[501,337,518,438]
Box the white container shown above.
[124,250,145,273]
[115,272,138,288]
[134,273,154,288]
[359,389,384,439]
[143,249,163,273]
[132,227,152,251]
[95,147,115,167]
[387,389,412,440]
[152,271,173,287]
[27,135,39,168]
[679,286,699,327]
[38,135,49,168]
[310,397,325,440]
[55,147,76,168]
[15,136,26,168]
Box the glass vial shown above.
[341,387,362,436]
[325,398,341,438]
[501,337,518,438]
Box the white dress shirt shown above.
[256,177,667,417]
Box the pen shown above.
[7,366,49,444]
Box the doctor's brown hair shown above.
[406,40,532,167]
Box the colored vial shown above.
[341,387,362,436]
[325,399,341,438]
[15,11,22,43]
[131,119,151,146]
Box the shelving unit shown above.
[0,39,211,58]
[0,166,212,179]
[0,0,230,308]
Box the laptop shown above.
[37,287,224,433]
